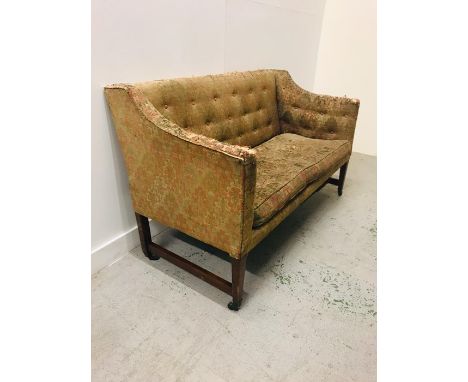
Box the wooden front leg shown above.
[135,213,159,260]
[228,255,247,311]
[338,161,349,196]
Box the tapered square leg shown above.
[135,213,159,260]
[228,255,247,311]
[338,162,349,196]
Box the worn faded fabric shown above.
[253,133,351,227]
[276,70,360,145]
[104,70,359,258]
[135,70,280,147]
[246,164,346,254]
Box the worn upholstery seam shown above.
[252,155,350,228]
[107,86,255,164]
[254,140,350,211]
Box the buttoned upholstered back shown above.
[135,70,280,147]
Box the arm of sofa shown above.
[104,85,256,258]
[275,70,360,145]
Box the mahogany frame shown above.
[135,161,348,311]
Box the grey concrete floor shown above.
[92,153,376,382]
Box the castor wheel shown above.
[228,301,241,311]
[146,253,160,261]
[142,247,159,260]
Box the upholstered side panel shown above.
[275,70,360,146]
[104,86,256,258]
[135,70,281,147]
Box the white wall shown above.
[314,0,376,155]
[91,0,326,270]
[224,0,326,89]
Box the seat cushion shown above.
[253,133,351,227]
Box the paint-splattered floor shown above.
[92,153,376,382]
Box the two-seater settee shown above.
[105,70,360,310]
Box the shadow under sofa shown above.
[105,69,360,310]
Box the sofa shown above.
[105,69,360,310]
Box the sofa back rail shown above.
[135,70,281,147]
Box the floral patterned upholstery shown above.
[135,71,280,148]
[253,133,351,227]
[105,69,359,258]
